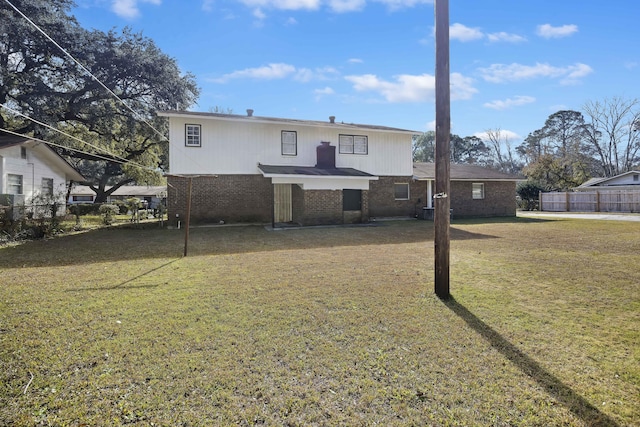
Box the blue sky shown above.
[72,0,639,144]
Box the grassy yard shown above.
[0,218,638,426]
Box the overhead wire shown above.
[0,103,152,171]
[0,127,130,165]
[3,0,169,144]
[3,0,211,175]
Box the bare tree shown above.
[482,128,521,173]
[582,97,640,176]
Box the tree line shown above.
[414,97,640,191]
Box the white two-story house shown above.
[158,110,421,226]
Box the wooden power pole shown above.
[434,0,451,299]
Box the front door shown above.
[274,184,292,223]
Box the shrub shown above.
[517,181,544,211]
[99,204,119,225]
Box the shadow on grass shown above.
[66,259,181,292]
[1,220,500,268]
[443,296,619,427]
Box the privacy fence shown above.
[539,190,640,213]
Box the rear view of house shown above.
[159,110,421,226]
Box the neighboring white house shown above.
[68,185,167,207]
[0,135,84,217]
[574,171,640,191]
[158,109,420,226]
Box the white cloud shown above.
[478,62,593,84]
[484,96,536,110]
[449,23,484,42]
[314,86,335,100]
[211,64,338,83]
[212,63,297,83]
[238,0,320,11]
[536,24,578,39]
[345,73,434,102]
[235,0,430,13]
[474,129,520,143]
[348,58,363,64]
[328,0,366,12]
[111,0,160,19]
[373,0,433,11]
[253,8,267,20]
[202,0,214,12]
[487,32,526,43]
[344,72,476,103]
[285,17,298,25]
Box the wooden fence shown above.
[539,190,640,213]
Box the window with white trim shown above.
[339,134,368,154]
[73,195,94,202]
[41,178,54,197]
[281,130,297,156]
[8,174,23,195]
[185,124,201,147]
[472,183,485,199]
[20,147,27,159]
[394,183,410,200]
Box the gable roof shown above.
[413,162,523,181]
[0,135,85,181]
[576,171,640,188]
[158,110,421,135]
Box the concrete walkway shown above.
[517,211,640,222]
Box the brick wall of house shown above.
[449,181,516,217]
[368,176,423,218]
[294,190,343,225]
[167,175,272,225]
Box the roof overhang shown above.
[258,164,378,190]
[157,110,421,135]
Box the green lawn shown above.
[1,218,638,426]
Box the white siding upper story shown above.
[160,112,418,177]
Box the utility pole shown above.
[434,0,451,299]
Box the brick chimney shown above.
[316,141,336,169]
[247,109,254,117]
[329,116,335,123]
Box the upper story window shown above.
[20,147,27,159]
[633,174,639,182]
[281,131,297,156]
[42,178,54,197]
[185,124,201,147]
[472,183,485,199]
[339,134,368,155]
[8,174,23,195]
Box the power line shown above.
[3,0,210,174]
[0,127,131,165]
[0,102,149,170]
[3,0,169,144]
